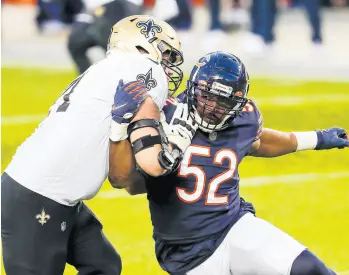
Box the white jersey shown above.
[5,51,168,206]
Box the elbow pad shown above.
[127,119,183,176]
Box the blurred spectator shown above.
[290,0,322,43]
[207,0,223,30]
[202,0,227,50]
[164,0,225,31]
[152,0,182,26]
[248,0,323,53]
[36,0,83,34]
[322,0,348,6]
[163,0,227,51]
[221,0,249,31]
[250,0,277,45]
[165,0,193,29]
[67,0,142,74]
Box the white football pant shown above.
[187,213,306,275]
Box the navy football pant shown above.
[291,250,336,275]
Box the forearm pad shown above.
[127,119,183,176]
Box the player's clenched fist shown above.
[161,103,198,152]
[112,79,148,124]
[315,127,349,150]
[110,79,148,141]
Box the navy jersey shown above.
[146,96,263,274]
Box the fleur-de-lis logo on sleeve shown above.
[137,69,157,91]
[136,19,162,39]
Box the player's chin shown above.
[196,110,223,125]
[203,116,223,126]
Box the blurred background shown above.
[2,0,349,78]
[1,0,349,274]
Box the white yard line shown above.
[255,94,349,106]
[97,171,349,199]
[238,171,349,187]
[1,114,46,125]
[2,94,349,126]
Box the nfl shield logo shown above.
[61,221,66,232]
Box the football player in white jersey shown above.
[1,15,197,275]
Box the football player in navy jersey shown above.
[109,51,348,275]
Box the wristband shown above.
[292,131,318,151]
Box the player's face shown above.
[161,49,183,94]
[162,51,178,77]
[195,89,236,125]
[162,53,172,80]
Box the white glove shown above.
[162,103,198,152]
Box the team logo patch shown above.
[136,19,162,39]
[36,208,50,226]
[137,68,157,90]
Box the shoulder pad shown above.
[247,100,263,140]
[241,100,261,119]
[236,99,263,141]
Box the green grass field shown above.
[2,67,349,274]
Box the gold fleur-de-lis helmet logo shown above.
[36,208,50,226]
[136,19,162,39]
[137,68,157,91]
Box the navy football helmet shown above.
[185,51,249,132]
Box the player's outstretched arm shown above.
[248,128,297,157]
[249,127,349,158]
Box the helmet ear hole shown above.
[135,46,149,54]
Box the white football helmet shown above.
[107,15,184,93]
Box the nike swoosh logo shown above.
[112,103,127,111]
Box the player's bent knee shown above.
[106,252,122,275]
[291,250,336,275]
[101,244,122,274]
